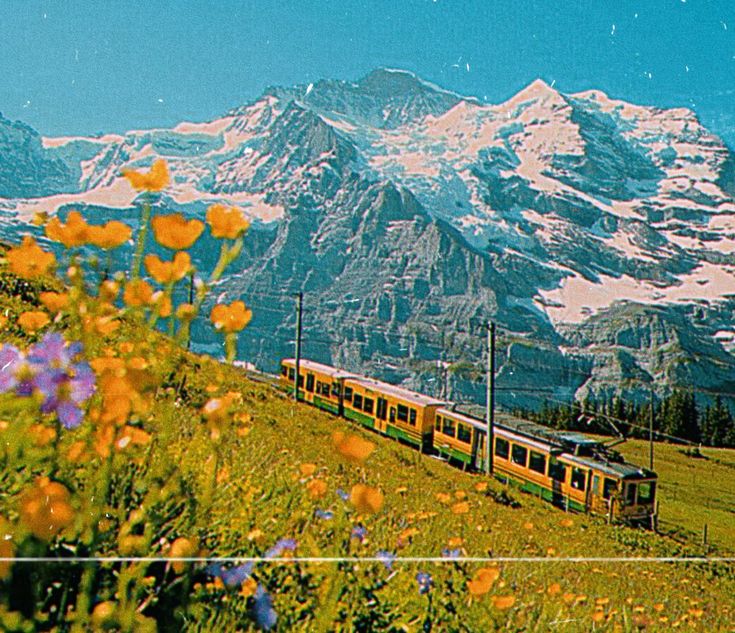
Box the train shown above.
[279,357,658,526]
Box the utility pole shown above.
[649,388,655,471]
[294,292,303,402]
[485,321,496,476]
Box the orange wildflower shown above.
[169,537,198,574]
[19,477,74,540]
[88,221,133,249]
[123,279,154,307]
[152,292,172,318]
[547,583,562,596]
[447,536,464,548]
[206,203,250,239]
[306,479,328,500]
[491,595,516,610]
[474,482,488,492]
[45,210,91,248]
[210,301,252,333]
[560,518,574,528]
[468,567,500,596]
[0,518,13,580]
[176,303,197,321]
[332,431,376,464]
[66,440,88,464]
[144,251,192,284]
[118,425,152,449]
[299,463,317,476]
[239,577,258,599]
[6,236,56,279]
[435,492,451,504]
[349,484,384,514]
[122,159,169,192]
[451,501,470,514]
[29,424,56,447]
[39,291,69,314]
[151,214,204,250]
[99,280,120,302]
[18,310,50,333]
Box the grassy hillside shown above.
[613,439,735,553]
[1,237,734,632]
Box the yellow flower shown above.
[491,595,516,610]
[123,279,154,307]
[451,501,470,515]
[559,518,574,528]
[210,301,252,333]
[88,220,133,249]
[468,567,500,596]
[122,159,170,192]
[153,293,172,318]
[7,236,56,279]
[30,423,57,447]
[18,310,50,333]
[349,484,384,514]
[151,213,204,250]
[206,203,250,239]
[39,291,69,314]
[306,479,328,500]
[144,251,192,284]
[547,583,562,596]
[45,210,91,248]
[474,482,488,492]
[91,602,117,628]
[332,431,376,464]
[435,492,451,504]
[19,477,74,540]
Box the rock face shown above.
[2,68,735,409]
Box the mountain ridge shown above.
[1,68,734,409]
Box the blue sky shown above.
[1,0,733,144]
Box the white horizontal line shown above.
[2,557,733,564]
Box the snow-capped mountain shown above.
[2,68,735,408]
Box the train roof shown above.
[347,376,445,408]
[281,358,358,380]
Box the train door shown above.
[376,397,388,433]
[471,431,484,471]
[548,457,566,508]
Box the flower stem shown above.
[131,197,152,280]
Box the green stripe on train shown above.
[313,396,339,415]
[437,445,472,465]
[495,472,587,512]
[385,425,421,447]
[344,408,375,429]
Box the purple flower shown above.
[351,525,367,542]
[27,333,82,369]
[251,584,277,631]
[315,509,333,520]
[206,561,255,588]
[33,358,95,429]
[416,571,432,595]
[441,548,461,559]
[336,488,349,501]
[264,538,297,559]
[376,550,395,571]
[0,345,22,393]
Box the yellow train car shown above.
[342,377,444,452]
[279,358,356,415]
[435,407,657,525]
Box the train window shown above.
[306,374,315,393]
[390,407,396,423]
[332,383,341,398]
[442,417,456,438]
[397,404,409,423]
[298,375,304,387]
[281,365,288,377]
[529,451,546,475]
[288,368,295,380]
[511,444,528,467]
[316,381,323,394]
[353,394,363,410]
[548,460,566,482]
[494,437,509,459]
[377,398,388,420]
[625,483,636,506]
[602,478,617,500]
[637,481,655,504]
[344,387,353,402]
[457,424,471,444]
[592,475,600,496]
[322,382,332,396]
[363,398,374,415]
[570,468,586,491]
[409,409,417,426]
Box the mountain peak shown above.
[356,68,457,99]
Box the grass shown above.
[1,254,735,631]
[613,439,735,553]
